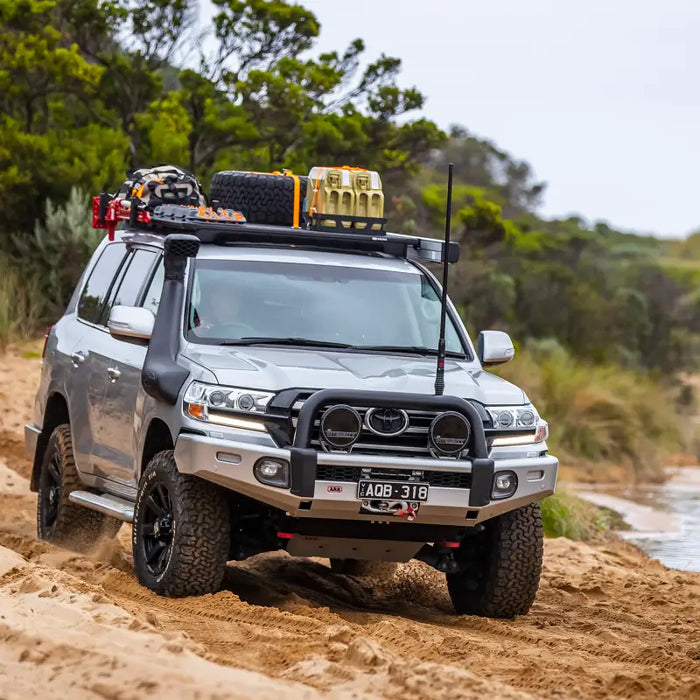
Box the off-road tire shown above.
[132,450,230,597]
[210,171,308,227]
[446,503,543,618]
[329,558,398,577]
[37,425,121,550]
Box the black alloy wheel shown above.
[40,451,62,536]
[37,424,122,548]
[139,480,175,577]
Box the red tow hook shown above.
[394,505,417,522]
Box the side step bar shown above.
[69,491,134,523]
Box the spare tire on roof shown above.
[210,171,308,227]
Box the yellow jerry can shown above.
[352,169,384,230]
[306,167,355,228]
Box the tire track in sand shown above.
[0,343,699,698]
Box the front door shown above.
[90,248,162,486]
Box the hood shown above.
[182,345,528,406]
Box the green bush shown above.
[12,187,102,321]
[0,254,42,348]
[540,490,612,540]
[497,343,685,480]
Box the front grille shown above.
[292,402,474,458]
[316,465,472,489]
[316,465,363,482]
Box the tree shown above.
[0,0,127,234]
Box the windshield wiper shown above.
[217,338,467,357]
[219,337,354,349]
[356,344,467,358]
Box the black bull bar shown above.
[284,389,495,507]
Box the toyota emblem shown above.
[365,407,410,437]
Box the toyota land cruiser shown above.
[25,168,558,618]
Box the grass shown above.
[540,490,622,540]
[0,255,42,349]
[497,343,688,481]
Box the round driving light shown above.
[497,411,514,428]
[320,405,362,451]
[237,393,255,411]
[209,391,225,406]
[492,470,518,499]
[254,457,290,488]
[518,410,535,427]
[429,412,471,457]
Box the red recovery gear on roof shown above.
[92,196,151,240]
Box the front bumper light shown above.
[492,470,518,499]
[254,457,290,488]
[183,381,273,431]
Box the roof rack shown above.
[92,195,459,264]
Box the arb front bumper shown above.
[174,389,559,526]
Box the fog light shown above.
[492,471,518,499]
[254,457,290,488]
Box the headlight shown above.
[183,381,273,431]
[487,405,549,447]
[488,405,538,429]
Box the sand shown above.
[1,341,699,699]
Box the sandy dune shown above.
[1,343,699,699]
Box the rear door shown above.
[70,242,130,475]
[90,248,163,485]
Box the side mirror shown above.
[477,330,515,366]
[108,306,155,341]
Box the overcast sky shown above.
[204,1,700,238]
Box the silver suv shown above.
[25,210,558,618]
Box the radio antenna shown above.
[434,162,454,396]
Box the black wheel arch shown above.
[140,418,175,481]
[31,391,70,492]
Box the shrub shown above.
[540,490,612,540]
[12,187,102,321]
[0,254,42,348]
[497,342,684,480]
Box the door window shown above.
[103,249,159,320]
[142,258,164,315]
[77,244,127,324]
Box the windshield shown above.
[186,259,466,354]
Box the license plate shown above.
[357,480,429,502]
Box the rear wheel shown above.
[132,450,230,597]
[210,171,308,227]
[446,503,543,618]
[37,425,121,550]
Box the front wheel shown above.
[132,450,230,597]
[447,503,544,618]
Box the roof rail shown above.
[92,196,459,264]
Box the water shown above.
[577,467,700,572]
